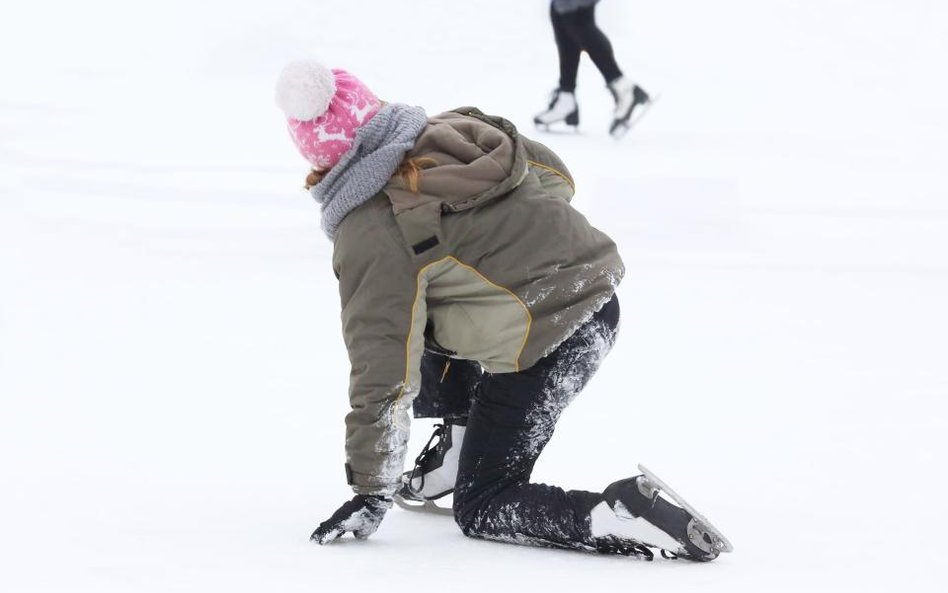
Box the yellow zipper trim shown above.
[440,360,451,383]
[527,159,575,191]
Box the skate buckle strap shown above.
[406,423,446,496]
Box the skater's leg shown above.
[402,352,481,502]
[551,3,582,92]
[558,6,623,85]
[453,296,620,550]
[412,351,481,420]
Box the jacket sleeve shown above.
[520,134,576,203]
[332,203,428,496]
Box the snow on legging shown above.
[551,2,623,93]
[452,294,620,550]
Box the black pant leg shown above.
[551,3,582,92]
[412,351,482,421]
[453,296,620,550]
[558,6,623,84]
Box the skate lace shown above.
[595,537,655,561]
[406,423,446,496]
[547,88,560,109]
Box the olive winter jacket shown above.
[332,108,624,494]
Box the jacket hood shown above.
[383,108,529,214]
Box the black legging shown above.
[413,351,481,420]
[552,3,623,92]
[454,294,620,550]
[412,295,622,551]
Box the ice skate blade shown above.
[535,122,580,135]
[637,464,733,553]
[394,495,454,516]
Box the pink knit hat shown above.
[275,60,382,171]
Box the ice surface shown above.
[2,1,947,592]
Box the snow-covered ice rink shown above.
[2,1,947,591]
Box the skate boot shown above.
[607,76,652,138]
[534,89,579,130]
[394,419,465,515]
[589,473,728,561]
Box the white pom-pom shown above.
[275,60,337,121]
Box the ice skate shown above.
[589,465,732,561]
[533,89,580,131]
[607,76,653,138]
[393,420,465,516]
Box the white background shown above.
[2,1,947,591]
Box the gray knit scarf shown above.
[310,103,429,239]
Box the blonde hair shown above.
[303,156,437,192]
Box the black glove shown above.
[310,494,393,545]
